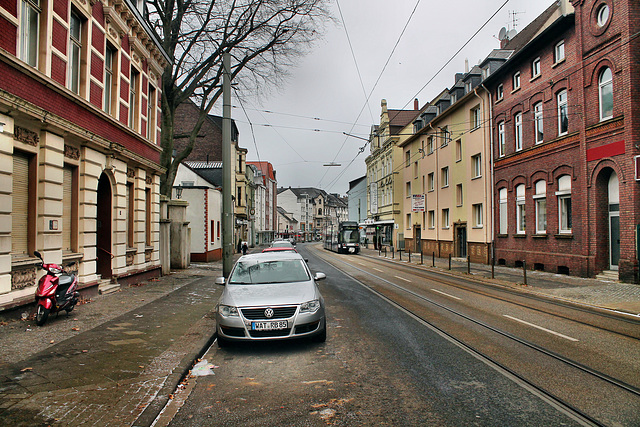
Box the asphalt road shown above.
[162,245,590,426]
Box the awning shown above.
[360,220,394,227]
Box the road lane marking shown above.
[373,268,383,272]
[431,289,461,300]
[503,315,579,342]
[394,275,412,282]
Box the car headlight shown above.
[218,305,239,317]
[300,299,321,313]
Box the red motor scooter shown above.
[34,251,79,326]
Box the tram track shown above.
[308,246,640,426]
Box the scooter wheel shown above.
[65,304,75,313]
[36,305,50,326]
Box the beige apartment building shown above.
[399,61,500,262]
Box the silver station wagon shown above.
[215,252,326,346]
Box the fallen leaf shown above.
[21,367,33,372]
[49,340,55,344]
[72,327,80,331]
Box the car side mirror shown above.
[215,277,226,286]
[314,272,326,281]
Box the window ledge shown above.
[471,175,482,181]
[514,233,527,238]
[126,247,137,254]
[530,75,541,83]
[532,233,548,239]
[555,233,573,239]
[497,233,508,238]
[511,87,521,94]
[552,59,566,68]
[472,226,483,229]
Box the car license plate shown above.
[252,320,288,331]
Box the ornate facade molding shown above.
[64,144,81,160]
[14,126,40,146]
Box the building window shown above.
[406,213,411,230]
[557,175,572,233]
[440,126,449,147]
[428,210,435,228]
[405,150,411,167]
[62,165,78,253]
[534,180,546,234]
[20,0,40,67]
[450,92,457,103]
[599,67,613,121]
[428,172,434,191]
[147,85,156,142]
[405,181,411,198]
[498,121,505,156]
[427,136,434,154]
[12,151,35,259]
[473,203,483,227]
[456,184,463,206]
[104,44,116,115]
[515,113,523,151]
[555,40,565,63]
[597,4,610,27]
[237,186,242,206]
[69,11,83,94]
[455,139,462,162]
[465,81,471,93]
[472,154,481,178]
[499,188,507,234]
[441,167,449,188]
[516,184,525,234]
[534,102,544,144]
[126,182,134,248]
[129,68,140,129]
[513,71,520,90]
[413,161,419,179]
[557,90,568,135]
[442,209,450,229]
[532,57,541,78]
[471,107,481,129]
[145,187,152,246]
[496,84,503,101]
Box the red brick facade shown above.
[487,0,640,281]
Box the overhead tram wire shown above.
[231,105,370,128]
[233,87,262,165]
[319,0,424,189]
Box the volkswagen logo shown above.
[264,308,274,318]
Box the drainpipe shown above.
[479,83,495,264]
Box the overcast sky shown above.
[231,0,551,195]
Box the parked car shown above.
[270,240,295,249]
[215,252,326,346]
[262,247,297,253]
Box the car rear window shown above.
[228,259,310,284]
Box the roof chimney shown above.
[414,99,419,110]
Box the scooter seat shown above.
[58,274,74,286]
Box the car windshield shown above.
[271,241,294,248]
[228,259,310,284]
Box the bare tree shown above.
[145,0,332,197]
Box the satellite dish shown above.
[507,29,517,39]
[498,27,507,41]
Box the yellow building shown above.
[399,64,497,262]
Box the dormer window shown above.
[465,82,472,93]
[450,92,457,103]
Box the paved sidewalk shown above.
[0,261,227,426]
[360,246,640,316]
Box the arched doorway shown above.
[608,171,620,270]
[96,172,113,279]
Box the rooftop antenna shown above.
[508,10,525,31]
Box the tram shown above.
[324,221,360,254]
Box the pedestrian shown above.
[242,242,248,255]
[237,240,242,254]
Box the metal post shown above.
[408,250,411,263]
[467,255,470,274]
[399,249,402,261]
[448,253,451,270]
[491,255,495,279]
[432,252,435,267]
[222,53,233,277]
[523,261,527,286]
[420,250,423,265]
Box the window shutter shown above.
[12,153,29,256]
[62,167,73,252]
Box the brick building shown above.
[484,0,640,282]
[0,0,169,310]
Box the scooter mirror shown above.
[34,251,42,260]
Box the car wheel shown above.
[217,335,230,348]
[312,326,326,343]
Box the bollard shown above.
[523,260,527,286]
[448,253,451,270]
[491,256,495,279]
[390,246,393,259]
[408,251,411,263]
[421,250,423,265]
[432,252,435,267]
[467,255,470,274]
[399,249,402,261]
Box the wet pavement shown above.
[0,244,638,426]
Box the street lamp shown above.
[175,186,183,199]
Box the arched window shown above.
[498,121,505,156]
[557,175,572,233]
[534,180,546,234]
[534,102,544,143]
[499,188,508,234]
[599,67,613,121]
[318,208,322,215]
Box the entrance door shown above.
[608,172,620,271]
[96,173,112,279]
[414,226,421,253]
[456,226,467,258]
